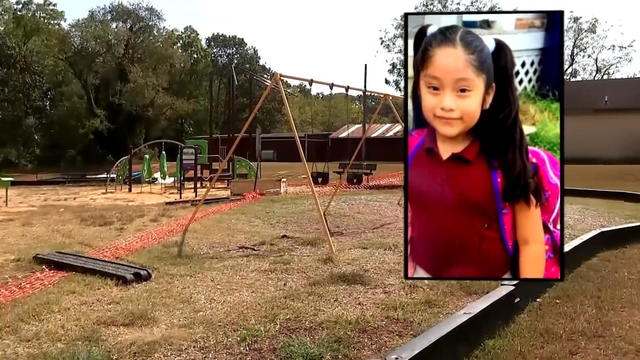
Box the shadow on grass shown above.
[309,270,373,287]
[34,346,111,360]
[278,336,347,360]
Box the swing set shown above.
[178,71,404,259]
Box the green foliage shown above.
[0,1,289,170]
[528,113,560,157]
[520,91,560,118]
[1,0,405,171]
[0,0,66,168]
[285,85,403,133]
[522,92,560,157]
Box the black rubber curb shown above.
[565,187,640,202]
[13,179,107,186]
[33,251,153,284]
[384,190,640,360]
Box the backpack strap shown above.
[489,161,515,257]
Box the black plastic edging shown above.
[384,286,519,360]
[565,187,640,202]
[33,251,153,284]
[384,189,640,360]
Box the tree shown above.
[0,0,66,168]
[379,0,500,92]
[62,2,196,158]
[0,1,291,170]
[564,13,635,80]
[205,33,283,134]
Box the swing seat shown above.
[346,173,364,186]
[333,163,377,186]
[311,171,330,185]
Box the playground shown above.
[0,160,638,359]
[0,70,638,359]
[0,188,446,360]
[0,71,416,359]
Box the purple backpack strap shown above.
[490,163,515,257]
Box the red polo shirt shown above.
[408,130,510,278]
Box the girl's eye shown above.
[427,85,439,92]
[458,88,471,94]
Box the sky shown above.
[54,0,639,96]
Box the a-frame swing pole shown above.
[386,96,404,126]
[323,95,388,216]
[384,96,405,206]
[177,73,275,257]
[275,73,336,256]
[279,73,402,100]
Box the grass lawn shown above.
[1,165,637,359]
[0,189,495,359]
[0,202,195,280]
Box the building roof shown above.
[566,78,640,111]
[329,123,404,138]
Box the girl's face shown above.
[419,46,495,143]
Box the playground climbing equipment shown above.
[233,156,257,179]
[106,139,184,193]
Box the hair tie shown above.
[481,36,496,53]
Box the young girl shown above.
[408,24,547,279]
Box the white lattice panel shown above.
[513,52,542,93]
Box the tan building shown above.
[565,78,640,163]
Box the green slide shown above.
[116,158,129,184]
[233,156,257,180]
[160,151,168,180]
[143,154,153,182]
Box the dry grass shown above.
[564,198,640,243]
[4,165,637,359]
[0,190,489,360]
[0,202,193,280]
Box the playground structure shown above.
[105,138,260,200]
[178,71,405,258]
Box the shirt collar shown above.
[424,128,481,162]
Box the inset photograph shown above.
[406,11,563,280]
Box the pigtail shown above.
[411,25,431,129]
[475,38,542,206]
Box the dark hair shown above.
[412,24,542,207]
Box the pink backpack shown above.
[408,129,561,279]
